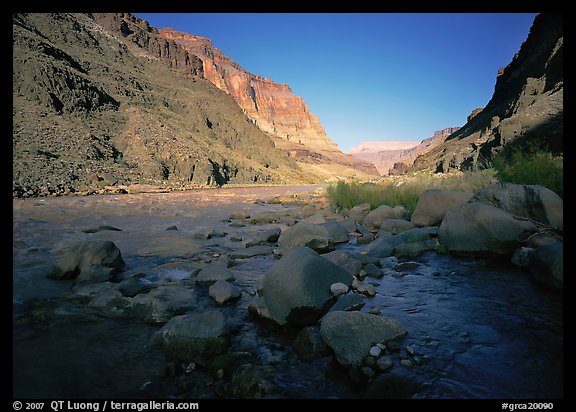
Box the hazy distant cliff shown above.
[349,127,460,175]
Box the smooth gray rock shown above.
[151,311,229,361]
[329,293,365,312]
[209,280,242,304]
[377,219,416,235]
[363,205,406,230]
[529,243,563,290]
[348,203,371,223]
[320,220,350,244]
[277,221,334,254]
[471,182,563,229]
[47,240,125,283]
[263,246,353,326]
[130,283,196,324]
[438,202,537,256]
[245,227,282,247]
[195,262,235,286]
[320,311,407,367]
[411,190,474,227]
[361,228,431,258]
[322,250,362,276]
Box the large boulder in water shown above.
[320,311,407,367]
[411,190,474,227]
[262,246,353,326]
[438,202,537,256]
[470,182,563,230]
[47,240,125,284]
[151,310,229,361]
[363,205,406,230]
[528,243,563,290]
[277,221,334,254]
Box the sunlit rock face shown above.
[160,29,340,153]
[159,29,379,181]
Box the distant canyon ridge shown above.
[348,127,461,175]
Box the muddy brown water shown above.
[12,186,563,399]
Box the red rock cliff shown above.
[159,29,341,153]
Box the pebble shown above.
[400,359,413,368]
[364,356,376,367]
[376,343,386,351]
[230,236,243,242]
[376,356,394,372]
[369,307,380,315]
[406,345,416,356]
[330,283,349,296]
[361,366,376,378]
[369,346,382,357]
[356,282,376,297]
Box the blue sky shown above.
[134,13,538,152]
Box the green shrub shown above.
[327,169,496,217]
[492,149,563,198]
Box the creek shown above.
[12,186,563,399]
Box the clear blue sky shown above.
[134,13,538,152]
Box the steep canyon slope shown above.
[159,28,378,181]
[410,13,563,173]
[12,13,375,198]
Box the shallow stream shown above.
[12,186,563,399]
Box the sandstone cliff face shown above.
[411,13,563,173]
[159,29,340,153]
[159,28,379,181]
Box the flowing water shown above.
[12,186,563,399]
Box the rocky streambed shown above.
[12,184,563,399]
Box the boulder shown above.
[526,232,563,248]
[209,280,242,304]
[348,203,371,223]
[329,293,365,312]
[394,238,438,258]
[363,205,406,230]
[130,283,196,323]
[88,289,132,317]
[320,220,350,244]
[438,202,537,256]
[330,282,349,296]
[339,217,358,233]
[528,243,563,290]
[195,262,235,286]
[117,274,155,297]
[471,182,563,229]
[47,240,125,284]
[245,227,281,247]
[411,190,474,227]
[151,311,229,361]
[361,228,432,258]
[377,219,416,235]
[263,246,353,326]
[320,311,407,367]
[322,250,362,276]
[277,221,334,254]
